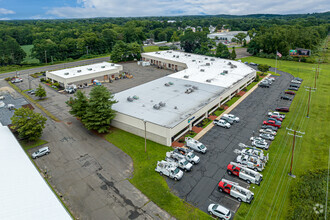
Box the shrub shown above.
[53,82,60,87]
[40,78,45,82]
[159,46,170,50]
[5,77,11,81]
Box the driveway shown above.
[166,69,294,216]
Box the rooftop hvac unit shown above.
[101,66,105,68]
[205,57,208,60]
[77,70,82,73]
[64,72,69,75]
[153,104,160,110]
[184,54,187,56]
[206,63,210,66]
[188,54,191,57]
[111,63,114,66]
[206,79,212,83]
[176,56,179,58]
[127,97,134,102]
[192,60,195,62]
[185,88,194,94]
[159,102,166,107]
[223,70,228,74]
[192,86,198,90]
[173,55,176,57]
[133,95,139,100]
[164,83,170,86]
[88,68,92,71]
[200,69,205,72]
[228,62,232,65]
[174,106,178,109]
[184,75,189,79]
[168,82,174,85]
[210,58,215,61]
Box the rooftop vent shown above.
[133,95,139,100]
[185,84,192,87]
[153,104,160,110]
[64,72,69,75]
[192,86,198,90]
[88,68,92,71]
[127,97,134,102]
[206,63,210,66]
[185,88,194,94]
[210,58,215,61]
[200,69,205,72]
[174,106,178,109]
[228,62,232,65]
[183,75,189,79]
[206,79,212,83]
[205,57,208,60]
[111,63,114,66]
[176,56,179,58]
[168,82,174,85]
[188,54,191,57]
[169,51,172,53]
[223,70,228,74]
[101,66,105,68]
[164,83,170,86]
[173,55,176,57]
[159,102,166,107]
[77,70,82,73]
[192,60,196,62]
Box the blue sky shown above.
[0,0,329,20]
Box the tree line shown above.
[0,12,328,65]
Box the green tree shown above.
[180,30,207,53]
[81,86,117,133]
[32,39,59,63]
[35,84,46,99]
[170,31,179,42]
[230,47,237,60]
[258,64,270,75]
[66,90,89,118]
[11,107,47,141]
[215,43,230,59]
[233,33,247,45]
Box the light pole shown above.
[143,120,147,153]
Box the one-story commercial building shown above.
[0,123,72,220]
[46,62,123,88]
[207,31,250,43]
[111,51,256,146]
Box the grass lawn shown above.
[105,128,210,220]
[20,139,48,151]
[236,40,329,219]
[143,45,160,52]
[21,45,40,64]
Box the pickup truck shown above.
[268,111,286,119]
[263,120,281,128]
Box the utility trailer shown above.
[227,162,263,185]
[218,179,254,203]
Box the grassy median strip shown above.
[105,128,211,220]
[20,139,48,151]
[236,42,329,219]
[8,82,60,122]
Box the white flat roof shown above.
[207,31,248,37]
[142,51,255,88]
[113,77,225,128]
[0,124,72,220]
[48,62,121,79]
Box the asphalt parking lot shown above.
[166,69,294,216]
[14,62,173,121]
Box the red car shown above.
[270,115,283,121]
[263,120,281,128]
[275,107,289,112]
[285,91,296,95]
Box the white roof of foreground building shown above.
[0,123,72,220]
[47,61,121,79]
[113,77,225,128]
[143,51,255,88]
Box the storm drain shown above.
[78,154,102,173]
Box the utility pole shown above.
[28,73,31,90]
[44,50,47,64]
[286,128,305,178]
[305,86,316,118]
[86,46,89,55]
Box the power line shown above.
[304,86,316,118]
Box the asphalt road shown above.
[0,57,110,78]
[166,69,294,217]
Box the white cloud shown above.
[0,17,11,20]
[0,8,15,15]
[46,0,330,18]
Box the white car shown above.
[223,113,239,122]
[259,128,277,136]
[291,80,302,84]
[259,133,275,141]
[208,203,231,219]
[32,147,50,159]
[252,140,269,150]
[250,136,267,143]
[213,119,231,128]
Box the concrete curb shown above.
[194,74,271,140]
